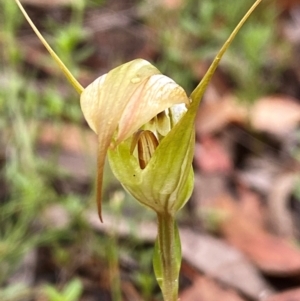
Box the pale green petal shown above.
[154,111,171,137]
[142,102,195,214]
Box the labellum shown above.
[131,130,159,170]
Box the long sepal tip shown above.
[14,0,84,95]
[190,0,263,106]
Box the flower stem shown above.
[153,213,181,301]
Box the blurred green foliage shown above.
[146,0,288,100]
[44,278,83,301]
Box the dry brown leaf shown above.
[267,172,298,238]
[158,0,184,10]
[250,95,300,136]
[86,211,272,300]
[194,136,232,173]
[236,185,266,228]
[180,275,247,301]
[180,228,273,299]
[39,122,97,155]
[37,123,97,180]
[196,95,247,135]
[265,288,300,301]
[237,157,282,195]
[216,195,300,276]
[277,0,300,11]
[192,173,228,209]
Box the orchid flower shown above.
[80,59,194,220]
[14,1,262,300]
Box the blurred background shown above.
[1,0,300,300]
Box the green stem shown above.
[154,213,181,301]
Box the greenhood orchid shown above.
[14,0,263,300]
[80,59,194,219]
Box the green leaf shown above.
[63,278,83,301]
[44,285,64,301]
